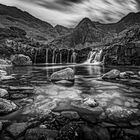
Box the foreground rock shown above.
[0,88,9,98]
[25,128,58,140]
[0,70,7,77]
[102,69,120,79]
[11,54,32,66]
[0,59,12,65]
[0,98,18,115]
[51,68,75,81]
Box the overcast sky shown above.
[0,0,140,27]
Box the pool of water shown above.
[1,64,140,121]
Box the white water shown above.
[84,50,103,65]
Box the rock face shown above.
[50,68,75,81]
[0,98,17,115]
[11,54,32,66]
[102,69,120,79]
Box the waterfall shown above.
[67,50,70,63]
[60,51,62,64]
[85,51,96,64]
[46,48,49,64]
[93,50,103,62]
[52,49,55,64]
[84,49,103,65]
[71,51,76,63]
[34,49,38,64]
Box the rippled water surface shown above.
[1,64,140,121]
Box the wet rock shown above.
[6,122,29,138]
[0,70,7,77]
[102,69,120,79]
[119,72,130,79]
[50,68,75,81]
[0,75,15,81]
[130,120,140,126]
[9,86,34,91]
[0,59,12,65]
[138,71,140,76]
[124,129,140,136]
[83,98,98,107]
[11,54,32,66]
[25,128,58,140]
[81,125,110,140]
[61,111,80,120]
[71,101,103,116]
[10,94,28,99]
[0,88,9,98]
[105,106,134,122]
[0,98,18,115]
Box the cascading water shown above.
[52,49,55,64]
[46,48,49,64]
[84,49,103,65]
[71,52,76,63]
[60,51,62,64]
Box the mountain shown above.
[0,4,60,42]
[94,12,140,34]
[54,25,72,36]
[49,18,112,49]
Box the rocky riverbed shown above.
[0,61,140,140]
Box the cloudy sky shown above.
[0,0,140,27]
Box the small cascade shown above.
[34,49,38,64]
[84,49,103,65]
[93,50,103,62]
[60,51,62,64]
[71,51,76,63]
[67,50,70,63]
[46,48,49,64]
[52,49,55,64]
[85,51,96,64]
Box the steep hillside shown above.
[0,4,59,42]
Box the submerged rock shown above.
[11,54,32,66]
[0,98,18,115]
[6,122,29,138]
[83,98,98,107]
[105,106,134,122]
[50,68,75,81]
[0,88,9,98]
[25,128,58,140]
[61,111,80,120]
[102,69,120,79]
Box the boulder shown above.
[83,98,98,107]
[105,106,134,122]
[0,88,9,98]
[0,98,18,115]
[50,68,75,81]
[102,69,120,79]
[0,59,12,65]
[119,71,135,79]
[0,70,7,77]
[11,54,32,66]
[61,111,80,120]
[6,122,29,138]
[138,71,140,76]
[25,128,58,140]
